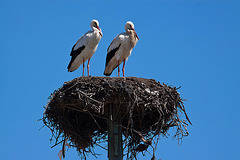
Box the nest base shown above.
[43,77,191,159]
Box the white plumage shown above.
[68,19,102,76]
[104,21,139,77]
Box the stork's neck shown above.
[91,27,102,37]
[127,30,138,47]
[92,27,98,32]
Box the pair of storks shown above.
[67,19,139,77]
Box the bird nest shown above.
[42,77,191,159]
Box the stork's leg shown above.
[82,57,85,77]
[87,58,90,76]
[118,60,120,77]
[122,59,126,77]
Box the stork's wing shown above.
[104,34,125,76]
[105,34,125,66]
[67,31,91,71]
[70,31,91,57]
[107,34,124,53]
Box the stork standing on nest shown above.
[68,19,103,76]
[104,21,139,77]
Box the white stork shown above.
[68,19,103,76]
[104,21,139,77]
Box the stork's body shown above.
[68,19,102,76]
[104,21,139,77]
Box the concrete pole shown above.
[108,103,123,160]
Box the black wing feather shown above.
[67,45,85,71]
[105,44,121,67]
[104,44,121,76]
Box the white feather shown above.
[104,29,138,76]
[68,23,102,72]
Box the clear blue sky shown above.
[1,0,240,160]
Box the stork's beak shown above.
[96,26,103,37]
[133,29,139,40]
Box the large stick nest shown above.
[43,77,191,159]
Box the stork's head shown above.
[91,19,102,36]
[125,21,139,40]
[125,21,135,31]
